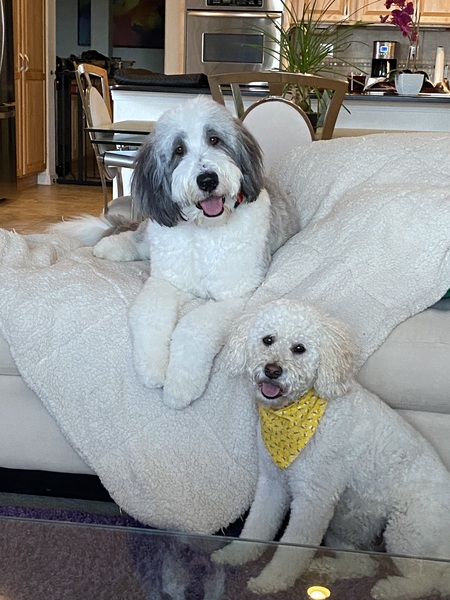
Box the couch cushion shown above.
[0,332,19,376]
[357,307,450,414]
[0,373,93,473]
[399,409,450,472]
[0,331,92,473]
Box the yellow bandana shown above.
[258,390,327,469]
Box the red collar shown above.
[234,192,244,209]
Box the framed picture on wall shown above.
[112,0,165,49]
[78,0,91,46]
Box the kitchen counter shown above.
[337,92,450,132]
[110,84,210,94]
[112,82,450,101]
[110,85,450,133]
[346,92,450,103]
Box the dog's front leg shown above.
[163,295,249,409]
[93,223,150,262]
[129,277,191,388]
[371,557,449,600]
[247,495,336,594]
[212,461,289,567]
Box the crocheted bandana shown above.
[258,389,328,469]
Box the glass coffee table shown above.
[0,516,448,599]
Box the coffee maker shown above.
[371,41,398,78]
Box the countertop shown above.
[111,83,450,103]
[345,92,450,103]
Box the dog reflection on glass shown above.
[54,97,299,409]
[212,299,450,598]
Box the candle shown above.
[434,47,445,85]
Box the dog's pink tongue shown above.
[261,382,282,399]
[199,196,224,217]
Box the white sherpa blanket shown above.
[1,132,450,533]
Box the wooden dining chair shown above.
[241,96,314,173]
[75,63,125,212]
[208,71,348,141]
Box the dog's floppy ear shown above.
[222,311,256,374]
[131,137,183,227]
[314,314,354,400]
[234,119,265,203]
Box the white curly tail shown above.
[50,215,113,246]
[51,206,144,246]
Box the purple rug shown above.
[0,503,149,528]
[0,505,447,599]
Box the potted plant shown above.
[380,0,424,95]
[253,0,367,117]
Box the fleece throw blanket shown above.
[1,132,450,533]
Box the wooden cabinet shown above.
[293,0,450,25]
[419,0,450,25]
[292,0,352,22]
[13,0,46,181]
[357,0,450,23]
[356,0,388,22]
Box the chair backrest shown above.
[75,63,113,157]
[208,71,348,140]
[76,63,112,120]
[242,97,314,173]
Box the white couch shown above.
[1,300,450,480]
[0,195,138,482]
[0,331,93,475]
[1,131,450,532]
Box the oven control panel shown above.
[186,0,284,14]
[206,0,263,5]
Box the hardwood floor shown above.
[0,183,106,234]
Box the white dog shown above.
[212,299,450,598]
[55,97,299,409]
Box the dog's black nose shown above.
[264,363,282,379]
[197,172,219,193]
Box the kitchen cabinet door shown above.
[356,0,388,23]
[356,0,450,24]
[419,0,450,25]
[292,0,353,22]
[13,0,46,181]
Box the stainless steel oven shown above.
[185,0,284,76]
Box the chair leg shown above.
[99,168,110,214]
[116,168,124,198]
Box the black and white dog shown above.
[55,96,300,408]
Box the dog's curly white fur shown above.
[212,299,450,597]
[53,97,299,408]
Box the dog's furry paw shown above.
[211,542,264,566]
[163,374,207,409]
[133,356,167,389]
[371,575,430,600]
[309,554,379,582]
[93,234,140,262]
[132,341,168,389]
[163,387,194,410]
[130,319,169,389]
[247,571,293,595]
[163,341,213,409]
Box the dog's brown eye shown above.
[262,336,274,346]
[209,136,219,146]
[174,145,184,156]
[292,344,306,354]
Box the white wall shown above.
[55,0,164,71]
[56,0,90,58]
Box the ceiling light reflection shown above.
[307,585,331,599]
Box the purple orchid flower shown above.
[380,0,419,44]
